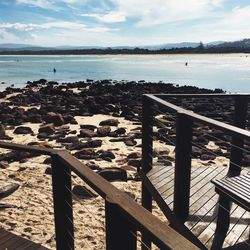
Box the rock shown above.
[80,124,97,131]
[0,161,9,169]
[127,152,141,159]
[124,139,137,146]
[0,183,20,199]
[99,119,119,126]
[72,185,97,199]
[38,124,55,134]
[79,129,97,138]
[200,154,216,161]
[43,157,51,165]
[44,112,65,126]
[74,149,97,160]
[86,162,101,171]
[0,124,6,136]
[14,126,34,135]
[128,159,141,168]
[97,126,111,136]
[99,151,116,159]
[44,167,52,175]
[57,136,79,144]
[114,127,126,135]
[97,167,127,182]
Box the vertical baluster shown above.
[228,96,248,177]
[105,195,137,250]
[141,95,153,250]
[51,153,74,250]
[174,111,193,222]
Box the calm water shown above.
[0,54,250,92]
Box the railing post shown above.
[228,96,248,177]
[141,95,153,250]
[105,196,137,250]
[174,111,193,222]
[51,153,74,250]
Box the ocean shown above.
[0,54,249,92]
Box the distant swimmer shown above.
[185,62,188,66]
[53,68,56,73]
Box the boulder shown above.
[79,129,97,138]
[99,119,119,126]
[38,124,55,134]
[44,112,65,126]
[74,149,97,160]
[14,126,34,135]
[97,126,111,136]
[80,124,97,131]
[72,185,97,199]
[97,167,127,182]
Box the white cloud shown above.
[16,0,53,9]
[110,0,226,27]
[81,11,126,23]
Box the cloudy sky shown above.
[0,0,250,46]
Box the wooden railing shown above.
[0,141,197,250]
[141,93,250,248]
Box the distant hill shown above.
[0,41,224,51]
[0,39,249,54]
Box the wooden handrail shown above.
[145,94,250,140]
[0,142,198,249]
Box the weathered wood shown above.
[228,96,248,176]
[51,153,74,250]
[105,196,137,250]
[141,95,153,249]
[174,112,193,222]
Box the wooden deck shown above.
[146,164,250,249]
[0,227,48,250]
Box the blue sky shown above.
[0,0,250,46]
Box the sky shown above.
[0,0,250,47]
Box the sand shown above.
[0,101,229,249]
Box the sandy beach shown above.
[0,80,232,249]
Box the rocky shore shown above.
[0,79,249,249]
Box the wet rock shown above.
[14,126,34,135]
[72,185,97,199]
[99,119,119,126]
[79,129,97,138]
[97,126,111,137]
[97,167,127,182]
[98,151,116,161]
[38,124,55,134]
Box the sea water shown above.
[0,54,249,92]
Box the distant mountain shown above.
[211,39,250,49]
[0,41,225,51]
